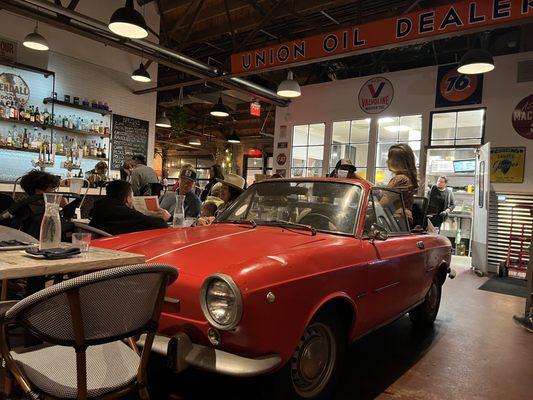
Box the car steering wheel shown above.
[299,213,336,231]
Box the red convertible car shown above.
[94,178,452,399]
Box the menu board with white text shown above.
[111,114,149,170]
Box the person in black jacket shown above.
[428,175,456,230]
[90,180,169,235]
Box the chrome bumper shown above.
[137,332,282,377]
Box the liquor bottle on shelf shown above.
[6,130,12,147]
[104,122,110,135]
[96,142,101,158]
[18,104,24,121]
[34,107,41,124]
[102,143,107,159]
[43,108,50,125]
[98,121,104,135]
[22,129,29,149]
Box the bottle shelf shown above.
[0,145,108,161]
[0,116,109,138]
[43,98,112,116]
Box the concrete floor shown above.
[150,257,533,400]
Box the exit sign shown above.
[250,101,261,117]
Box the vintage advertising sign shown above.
[231,0,533,74]
[250,100,261,117]
[358,77,394,114]
[435,63,483,107]
[0,73,30,106]
[512,94,533,139]
[490,147,526,183]
[0,37,17,62]
[276,153,287,166]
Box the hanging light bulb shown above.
[109,0,148,39]
[457,49,495,74]
[156,112,171,128]
[210,96,230,117]
[227,131,241,144]
[189,138,201,146]
[131,62,151,82]
[23,22,49,51]
[277,71,301,98]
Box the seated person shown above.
[90,180,169,235]
[159,168,202,218]
[204,182,224,207]
[329,159,364,180]
[200,202,218,218]
[85,161,108,188]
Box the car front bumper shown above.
[137,332,282,377]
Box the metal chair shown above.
[60,178,90,218]
[412,196,429,230]
[72,221,112,239]
[0,263,178,400]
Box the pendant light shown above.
[131,62,151,82]
[156,112,171,128]
[457,49,495,74]
[210,96,230,117]
[227,131,240,144]
[23,22,49,51]
[277,71,301,98]
[109,0,148,39]
[189,138,201,146]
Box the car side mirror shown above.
[370,223,388,242]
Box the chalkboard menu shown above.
[111,114,149,170]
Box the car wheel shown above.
[409,279,442,328]
[266,313,346,400]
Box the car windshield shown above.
[217,181,362,235]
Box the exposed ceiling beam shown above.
[169,0,197,38]
[223,0,236,51]
[178,0,206,50]
[67,0,79,10]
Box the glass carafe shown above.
[172,194,185,227]
[39,193,63,250]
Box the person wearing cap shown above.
[197,173,245,226]
[330,159,363,179]
[159,168,202,219]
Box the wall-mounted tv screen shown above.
[453,159,476,174]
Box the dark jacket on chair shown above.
[90,198,168,235]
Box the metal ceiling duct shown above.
[3,0,288,107]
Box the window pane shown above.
[307,146,324,169]
[456,138,483,145]
[291,168,304,177]
[431,139,455,146]
[376,142,395,167]
[181,158,196,168]
[350,119,370,142]
[354,144,368,167]
[247,157,263,168]
[332,121,350,144]
[309,124,325,145]
[266,157,273,168]
[399,114,422,141]
[431,112,456,140]
[307,167,323,177]
[456,109,484,139]
[292,147,307,168]
[197,158,212,168]
[378,116,399,141]
[197,169,210,180]
[330,144,342,169]
[375,168,392,185]
[293,125,308,146]
[357,168,367,180]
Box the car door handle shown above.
[417,241,425,249]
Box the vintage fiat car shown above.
[93,178,452,399]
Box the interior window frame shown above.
[429,107,486,147]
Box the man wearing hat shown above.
[160,168,202,218]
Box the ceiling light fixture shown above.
[189,138,201,146]
[210,96,230,117]
[131,62,151,82]
[109,0,148,39]
[155,112,171,128]
[277,71,301,98]
[457,49,495,74]
[227,131,241,144]
[23,22,49,51]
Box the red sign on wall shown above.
[231,0,533,74]
[250,101,261,117]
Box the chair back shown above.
[73,221,112,238]
[412,196,429,230]
[0,226,38,243]
[6,264,177,346]
[140,182,164,197]
[60,178,90,213]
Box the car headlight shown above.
[200,274,242,330]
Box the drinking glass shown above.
[72,232,91,252]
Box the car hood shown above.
[93,224,340,282]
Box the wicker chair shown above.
[0,263,178,400]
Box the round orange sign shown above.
[439,70,478,103]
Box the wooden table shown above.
[0,246,146,298]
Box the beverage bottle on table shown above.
[172,194,185,227]
[39,193,63,250]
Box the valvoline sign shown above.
[435,64,483,107]
[358,77,394,114]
